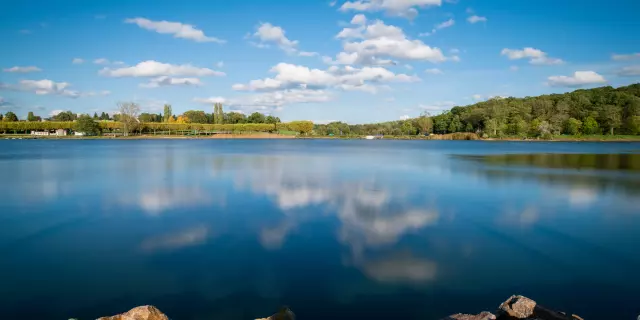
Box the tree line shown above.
[313,83,640,137]
[0,101,311,136]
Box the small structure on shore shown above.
[31,129,67,136]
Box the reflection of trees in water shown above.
[452,154,640,197]
[455,153,640,171]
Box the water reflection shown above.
[1,140,640,320]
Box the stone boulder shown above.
[441,311,497,320]
[96,305,169,320]
[498,295,536,319]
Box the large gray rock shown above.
[498,295,536,319]
[441,311,497,320]
[96,305,169,320]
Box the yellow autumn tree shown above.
[176,115,190,124]
[167,115,177,123]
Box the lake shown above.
[1,140,639,320]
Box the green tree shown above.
[401,121,415,135]
[3,111,18,122]
[226,112,246,124]
[52,111,76,121]
[213,103,225,124]
[248,112,266,124]
[183,110,208,123]
[448,115,462,133]
[27,111,37,121]
[564,118,582,135]
[93,112,99,120]
[74,114,101,135]
[118,102,140,136]
[163,104,172,122]
[601,104,622,135]
[416,114,433,134]
[582,116,600,134]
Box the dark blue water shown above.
[1,140,639,320]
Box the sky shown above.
[1,0,639,124]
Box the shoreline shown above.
[2,134,639,142]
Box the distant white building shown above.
[31,131,50,136]
[74,132,85,136]
[56,129,67,136]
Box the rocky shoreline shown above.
[94,295,583,320]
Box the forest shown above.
[314,83,640,138]
[1,84,639,138]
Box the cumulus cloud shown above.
[327,18,448,65]
[140,76,202,88]
[501,47,564,65]
[8,79,81,98]
[251,22,317,57]
[99,60,225,77]
[94,58,110,65]
[424,68,443,75]
[611,53,640,61]
[3,66,41,73]
[339,0,442,19]
[399,115,410,120]
[467,15,487,23]
[547,71,606,87]
[216,61,224,68]
[72,58,84,64]
[232,62,419,94]
[617,65,640,77]
[124,17,225,43]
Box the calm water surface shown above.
[1,140,639,320]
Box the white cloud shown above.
[140,76,202,88]
[617,65,640,76]
[547,71,606,87]
[72,58,84,64]
[467,15,487,23]
[421,18,455,36]
[611,53,640,61]
[124,17,225,43]
[298,51,319,57]
[330,0,338,6]
[14,79,80,98]
[501,47,564,65]
[99,60,225,77]
[251,22,317,57]
[424,68,443,75]
[404,64,413,70]
[3,66,41,73]
[472,94,483,100]
[399,115,410,120]
[216,61,224,68]
[327,19,448,65]
[93,58,110,65]
[339,0,442,19]
[351,13,367,25]
[232,62,419,94]
[436,18,455,29]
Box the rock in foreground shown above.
[96,305,168,320]
[440,295,584,320]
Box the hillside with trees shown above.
[315,83,640,138]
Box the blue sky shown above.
[1,0,639,123]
